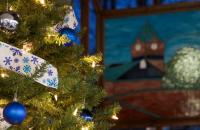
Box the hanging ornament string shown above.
[13,77,19,102]
[13,92,18,102]
[6,0,9,11]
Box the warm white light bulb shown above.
[23,43,33,52]
[81,127,89,130]
[40,0,45,5]
[111,114,119,120]
[48,34,51,38]
[92,61,96,68]
[54,94,58,101]
[9,6,13,11]
[36,0,45,5]
[1,73,9,78]
[73,108,78,116]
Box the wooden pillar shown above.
[80,0,89,54]
[96,15,104,53]
[93,0,104,86]
[93,0,104,53]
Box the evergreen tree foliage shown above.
[0,0,120,129]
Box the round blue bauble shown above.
[3,102,27,125]
[64,41,73,47]
[59,27,77,44]
[80,109,93,121]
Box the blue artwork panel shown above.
[162,0,200,4]
[104,10,200,66]
[73,0,81,45]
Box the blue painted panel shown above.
[162,0,200,4]
[89,0,96,54]
[104,10,200,66]
[115,0,137,9]
[73,0,81,45]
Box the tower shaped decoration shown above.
[131,23,165,71]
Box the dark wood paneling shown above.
[81,0,89,54]
[93,0,104,53]
[102,2,200,19]
[96,15,104,53]
[93,0,102,13]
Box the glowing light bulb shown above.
[92,61,96,68]
[73,108,78,116]
[36,0,45,5]
[23,43,33,52]
[1,73,9,78]
[81,127,89,130]
[40,0,45,5]
[54,94,58,101]
[111,114,119,120]
[9,6,13,11]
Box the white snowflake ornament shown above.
[62,6,78,29]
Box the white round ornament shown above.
[0,11,19,31]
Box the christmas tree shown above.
[0,0,120,129]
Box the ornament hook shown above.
[13,92,18,102]
[6,0,9,11]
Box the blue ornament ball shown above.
[59,27,77,45]
[3,102,27,125]
[64,41,73,47]
[80,109,93,121]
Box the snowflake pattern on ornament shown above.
[0,41,59,89]
[23,65,31,73]
[63,7,78,29]
[48,69,53,76]
[31,56,39,65]
[23,57,29,63]
[47,77,58,88]
[54,6,78,32]
[3,57,12,65]
[9,66,21,73]
[10,48,22,56]
[14,58,19,63]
